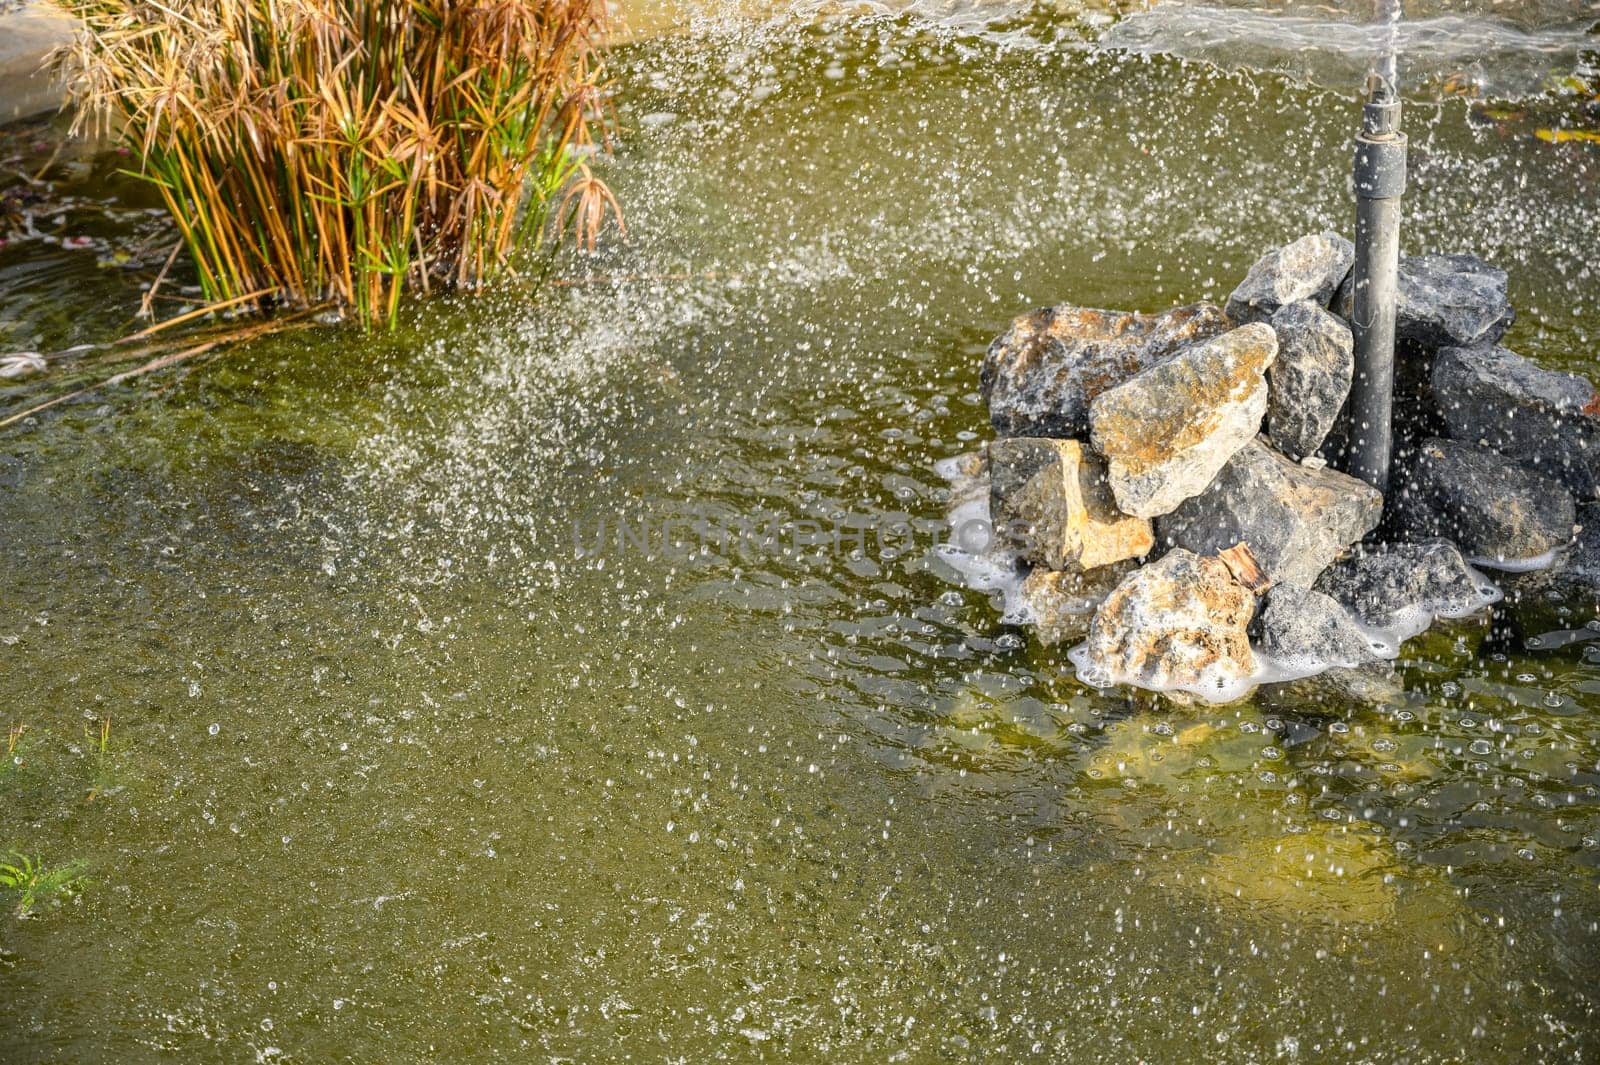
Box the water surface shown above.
[2,2,1599,1061]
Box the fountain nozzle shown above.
[1344,12,1407,495]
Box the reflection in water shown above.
[1,1,1599,1061]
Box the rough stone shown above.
[1335,253,1513,350]
[1017,564,1133,648]
[1265,301,1353,460]
[0,4,75,123]
[1314,540,1501,634]
[1253,583,1381,669]
[1075,549,1257,699]
[981,302,1233,438]
[1225,232,1354,324]
[1497,507,1600,648]
[1432,343,1600,499]
[988,437,1154,570]
[1395,437,1576,565]
[1156,438,1383,589]
[1551,503,1600,601]
[1089,323,1278,519]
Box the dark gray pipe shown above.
[1346,17,1406,493]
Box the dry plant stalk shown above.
[52,0,621,326]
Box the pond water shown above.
[3,2,1600,1061]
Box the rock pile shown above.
[939,233,1595,704]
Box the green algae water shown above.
[4,2,1600,1060]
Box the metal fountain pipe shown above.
[1346,0,1406,493]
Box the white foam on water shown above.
[1067,640,1263,705]
[927,460,1031,620]
[931,454,977,482]
[1062,563,1508,703]
[1468,548,1560,574]
[1330,577,1504,659]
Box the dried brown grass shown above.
[52,0,621,325]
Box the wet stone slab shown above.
[981,302,1232,438]
[1335,253,1513,351]
[1156,437,1382,589]
[1225,231,1354,325]
[1265,300,1353,461]
[988,436,1153,571]
[1394,437,1576,566]
[1088,323,1278,519]
[1432,343,1600,500]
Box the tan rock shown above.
[1088,323,1278,519]
[981,302,1233,438]
[1017,563,1135,647]
[989,437,1154,571]
[1074,549,1258,702]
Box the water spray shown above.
[1346,0,1406,493]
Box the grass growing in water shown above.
[0,852,87,917]
[51,0,620,326]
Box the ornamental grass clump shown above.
[53,0,620,325]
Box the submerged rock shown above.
[1335,253,1513,350]
[1395,437,1575,565]
[1201,823,1400,925]
[1314,539,1501,640]
[1253,583,1381,670]
[1432,343,1600,499]
[1017,563,1133,648]
[1089,323,1278,519]
[1266,662,1407,707]
[1157,438,1383,589]
[1074,548,1257,701]
[1225,232,1354,324]
[989,437,1154,571]
[1265,301,1353,460]
[981,302,1233,438]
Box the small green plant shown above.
[52,0,622,326]
[1,722,25,782]
[87,715,113,802]
[0,852,87,917]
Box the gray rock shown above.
[1335,253,1513,350]
[1549,503,1600,599]
[1156,438,1383,589]
[1265,301,1353,460]
[1314,540,1501,635]
[1074,548,1258,701]
[1253,583,1381,669]
[1225,232,1354,324]
[988,437,1153,571]
[1432,343,1600,499]
[1497,505,1600,638]
[1394,437,1575,565]
[981,302,1232,438]
[1089,323,1278,519]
